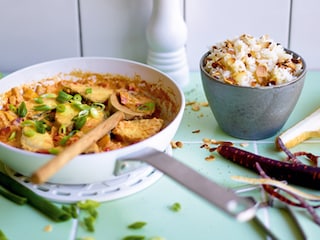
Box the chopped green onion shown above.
[73,94,82,102]
[127,221,147,229]
[84,216,95,232]
[9,104,16,113]
[62,204,78,219]
[0,185,27,205]
[33,104,52,111]
[17,101,27,117]
[74,116,87,130]
[122,236,145,240]
[56,104,66,113]
[21,120,34,127]
[59,130,78,146]
[85,88,92,94]
[89,107,99,118]
[48,148,60,155]
[58,125,67,135]
[87,206,98,218]
[59,136,69,146]
[77,200,100,209]
[78,109,89,117]
[137,102,155,112]
[41,93,57,98]
[0,172,71,222]
[0,230,9,240]
[22,128,36,137]
[169,202,181,212]
[34,121,47,134]
[89,103,105,118]
[7,131,16,141]
[56,90,73,103]
[73,103,90,111]
[34,97,44,104]
[149,237,166,240]
[75,200,101,233]
[91,103,105,111]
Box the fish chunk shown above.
[63,82,113,103]
[55,103,79,127]
[112,118,163,143]
[21,126,54,152]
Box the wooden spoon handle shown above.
[31,111,125,184]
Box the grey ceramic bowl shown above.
[200,49,307,140]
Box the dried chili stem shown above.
[277,138,299,163]
[255,162,320,226]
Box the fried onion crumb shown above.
[240,142,249,147]
[44,225,53,232]
[171,141,183,149]
[191,103,200,111]
[205,155,215,161]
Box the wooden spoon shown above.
[30,93,149,184]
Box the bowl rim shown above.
[200,48,307,90]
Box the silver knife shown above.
[121,147,257,222]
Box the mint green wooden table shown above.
[1,72,320,239]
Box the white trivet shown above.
[4,147,172,203]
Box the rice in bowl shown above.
[203,34,304,87]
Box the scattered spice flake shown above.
[200,101,209,107]
[202,138,233,145]
[185,101,196,106]
[202,138,211,144]
[192,129,200,133]
[191,103,200,111]
[200,143,210,149]
[171,141,183,149]
[200,139,234,161]
[43,224,53,232]
[210,139,220,144]
[176,141,183,148]
[205,155,215,161]
[240,142,249,147]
